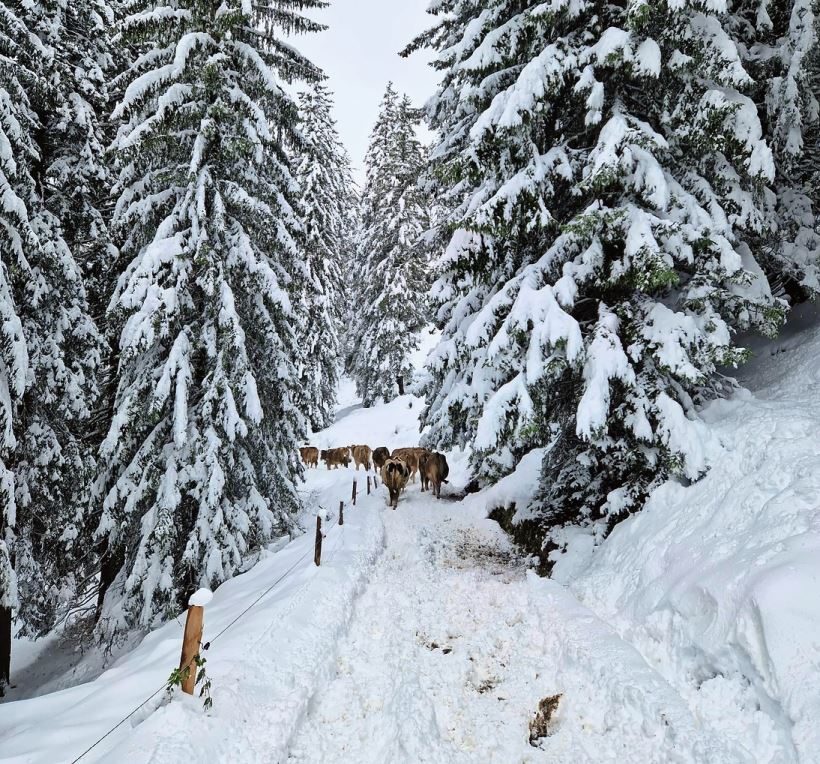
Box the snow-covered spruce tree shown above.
[96,1,322,636]
[294,84,356,431]
[27,0,114,287]
[413,0,784,553]
[336,184,361,378]
[729,0,820,298]
[347,86,431,406]
[0,2,34,695]
[10,0,114,641]
[0,1,103,690]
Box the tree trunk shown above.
[0,603,10,697]
[95,549,121,623]
[397,375,404,396]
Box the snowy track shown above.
[0,465,784,763]
[286,483,743,764]
[289,489,551,762]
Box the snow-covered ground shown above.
[286,493,746,763]
[551,304,820,762]
[2,316,819,763]
[0,465,384,763]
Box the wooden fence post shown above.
[367,475,371,495]
[339,500,344,526]
[179,603,205,695]
[352,479,357,506]
[314,516,323,566]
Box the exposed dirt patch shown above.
[416,631,456,654]
[445,528,527,577]
[529,694,562,745]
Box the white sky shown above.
[290,0,440,183]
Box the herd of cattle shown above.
[298,444,450,508]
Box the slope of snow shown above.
[0,471,385,764]
[1,384,743,764]
[313,393,425,452]
[552,306,820,762]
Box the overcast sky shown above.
[291,0,440,183]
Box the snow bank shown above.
[0,482,385,764]
[528,576,747,762]
[553,311,820,761]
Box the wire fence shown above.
[69,500,351,764]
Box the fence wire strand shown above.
[69,505,347,763]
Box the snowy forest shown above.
[1,0,820,761]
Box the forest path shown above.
[286,473,743,763]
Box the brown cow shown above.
[381,457,411,509]
[351,445,373,471]
[392,447,429,484]
[372,447,390,470]
[420,452,449,499]
[299,446,319,468]
[321,447,351,470]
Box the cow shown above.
[299,446,319,468]
[381,457,411,509]
[351,445,373,471]
[420,452,449,499]
[322,447,351,470]
[391,447,429,484]
[372,446,390,470]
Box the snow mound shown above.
[553,309,820,761]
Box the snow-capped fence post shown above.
[352,479,357,506]
[339,500,344,526]
[314,516,323,566]
[179,589,211,695]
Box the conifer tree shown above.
[294,85,356,431]
[12,0,114,639]
[95,0,322,636]
[0,0,104,692]
[28,0,114,278]
[729,0,820,298]
[347,86,430,406]
[0,2,35,696]
[413,0,785,553]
